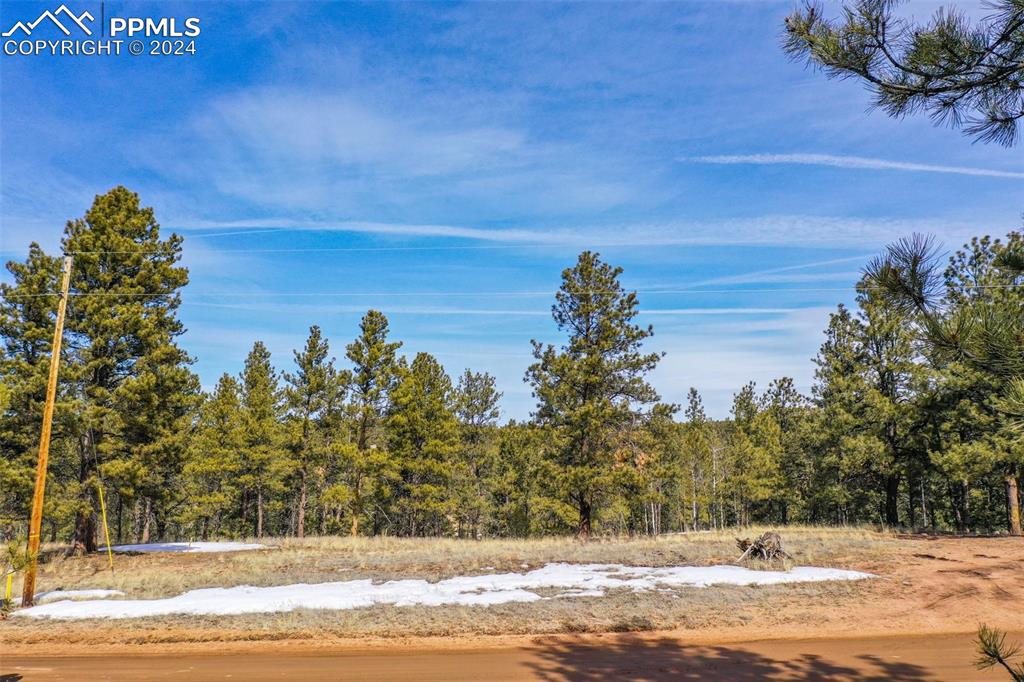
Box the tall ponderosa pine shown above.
[388,352,460,536]
[343,310,401,535]
[527,251,662,537]
[239,341,288,538]
[810,288,923,528]
[811,305,875,523]
[453,370,502,537]
[874,235,1024,533]
[868,233,1024,534]
[761,377,812,522]
[681,388,714,530]
[61,187,195,551]
[284,325,341,538]
[855,283,925,527]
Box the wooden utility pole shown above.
[21,255,73,607]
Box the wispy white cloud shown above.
[175,219,580,245]
[135,88,644,217]
[173,215,980,249]
[650,306,833,414]
[640,307,804,316]
[687,255,871,288]
[185,301,549,316]
[183,301,811,317]
[688,153,1024,179]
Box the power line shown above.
[2,284,1021,299]
[60,242,641,255]
[26,237,905,256]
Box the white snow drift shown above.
[100,541,266,553]
[16,589,124,607]
[15,562,872,620]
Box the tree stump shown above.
[736,531,791,563]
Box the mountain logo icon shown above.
[2,4,94,37]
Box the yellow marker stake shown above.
[97,483,115,573]
[4,573,12,602]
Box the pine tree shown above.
[869,233,1024,533]
[726,385,782,525]
[857,284,924,527]
[681,388,714,530]
[388,352,460,536]
[811,304,880,524]
[526,252,663,537]
[181,374,245,539]
[0,245,63,527]
[283,325,341,538]
[343,310,402,535]
[784,0,1024,146]
[488,422,559,536]
[60,187,195,551]
[917,235,1024,534]
[238,341,288,538]
[452,370,502,537]
[925,362,1004,532]
[761,377,812,523]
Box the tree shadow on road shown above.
[524,637,934,681]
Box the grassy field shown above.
[1,526,905,645]
[15,525,893,597]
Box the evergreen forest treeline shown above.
[1,187,1021,549]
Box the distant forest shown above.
[1,187,1022,549]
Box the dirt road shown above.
[2,632,1009,681]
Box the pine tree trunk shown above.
[297,471,308,539]
[154,509,167,542]
[73,436,97,553]
[690,466,698,530]
[257,488,264,539]
[577,498,592,539]
[711,451,720,530]
[350,495,361,537]
[72,511,96,554]
[140,498,151,543]
[116,496,123,543]
[885,475,900,526]
[906,472,917,529]
[962,480,971,532]
[920,478,929,530]
[948,481,964,531]
[1007,475,1022,536]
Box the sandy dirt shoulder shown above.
[5,632,1022,681]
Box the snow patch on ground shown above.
[17,589,124,606]
[100,541,266,553]
[15,563,873,620]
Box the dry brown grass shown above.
[15,525,893,598]
[2,526,897,645]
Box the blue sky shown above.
[1,1,1021,418]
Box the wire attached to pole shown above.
[96,481,115,574]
